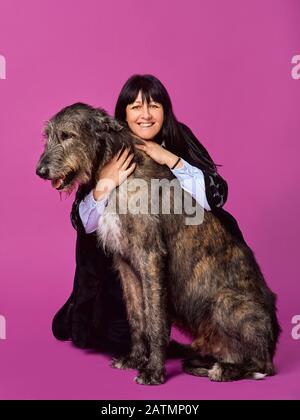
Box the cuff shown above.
[170,158,186,175]
[83,189,109,208]
[170,158,198,176]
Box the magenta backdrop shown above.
[0,0,300,400]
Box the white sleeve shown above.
[170,158,211,211]
[79,190,109,234]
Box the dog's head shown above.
[36,102,125,192]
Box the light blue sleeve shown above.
[170,158,211,211]
[79,190,109,234]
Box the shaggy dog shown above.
[36,103,280,385]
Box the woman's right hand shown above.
[92,147,136,201]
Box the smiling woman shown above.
[49,75,245,358]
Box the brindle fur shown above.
[36,103,280,384]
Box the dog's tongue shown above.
[51,178,64,189]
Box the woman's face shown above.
[125,91,164,140]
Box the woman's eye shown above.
[150,104,159,109]
[132,106,141,110]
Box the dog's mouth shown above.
[51,170,77,190]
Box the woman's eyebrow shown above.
[131,99,159,105]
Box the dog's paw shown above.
[111,356,136,370]
[134,370,166,386]
[208,363,223,382]
[111,353,148,370]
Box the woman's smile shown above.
[138,122,155,128]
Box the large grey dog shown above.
[36,103,280,385]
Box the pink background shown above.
[0,0,300,400]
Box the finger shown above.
[115,145,130,161]
[121,153,134,170]
[117,147,130,165]
[113,146,123,162]
[133,137,146,145]
[115,144,126,161]
[125,161,136,174]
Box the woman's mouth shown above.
[138,122,155,129]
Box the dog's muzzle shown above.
[36,163,50,180]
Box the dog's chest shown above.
[97,189,124,253]
[96,177,156,253]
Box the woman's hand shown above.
[93,147,136,201]
[135,140,183,169]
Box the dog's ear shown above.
[93,109,124,133]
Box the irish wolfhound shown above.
[36,103,280,385]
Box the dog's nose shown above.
[36,165,50,179]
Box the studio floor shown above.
[0,305,299,400]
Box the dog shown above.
[36,103,280,384]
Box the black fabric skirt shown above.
[52,229,132,355]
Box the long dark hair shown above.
[114,74,218,173]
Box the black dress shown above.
[52,165,245,355]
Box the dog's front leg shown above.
[133,250,169,385]
[111,256,148,371]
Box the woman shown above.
[52,74,244,354]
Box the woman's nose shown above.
[140,106,151,119]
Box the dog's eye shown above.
[61,132,70,141]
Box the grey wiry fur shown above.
[36,103,281,385]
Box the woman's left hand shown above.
[135,140,183,169]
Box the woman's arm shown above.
[171,161,228,211]
[77,158,223,235]
[78,191,109,234]
[170,159,228,210]
[75,147,136,234]
[76,140,228,232]
[170,158,211,211]
[77,165,209,235]
[176,123,228,209]
[70,184,92,232]
[135,139,228,211]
